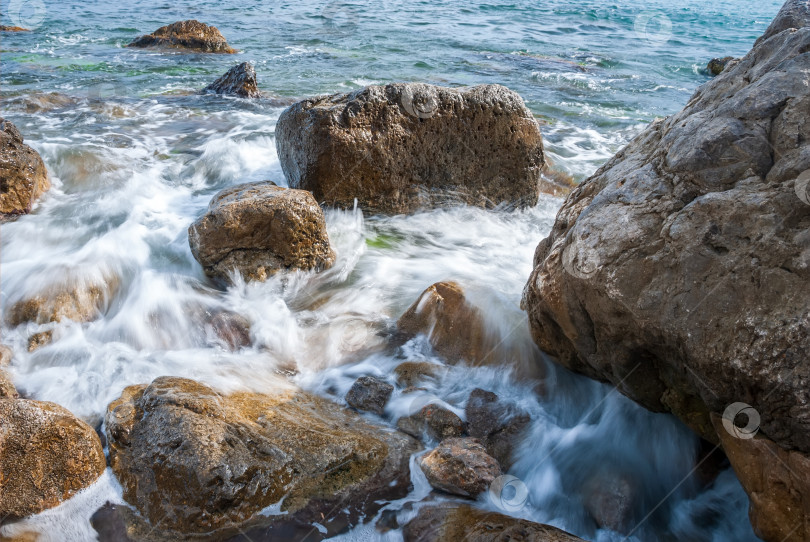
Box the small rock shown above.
[6,274,119,326]
[27,330,53,352]
[0,25,30,32]
[418,438,502,498]
[188,181,336,284]
[204,310,251,350]
[398,281,492,365]
[706,56,737,76]
[127,20,236,53]
[203,62,261,98]
[1,117,50,216]
[345,375,394,415]
[397,403,465,442]
[465,388,530,468]
[393,361,440,388]
[403,504,586,542]
[0,398,106,519]
[582,472,637,533]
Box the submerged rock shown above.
[522,2,810,539]
[203,62,261,98]
[397,403,465,442]
[0,118,50,216]
[418,437,501,498]
[0,344,16,398]
[345,375,393,415]
[188,181,336,283]
[403,504,585,542]
[582,472,638,533]
[706,56,738,75]
[27,330,53,352]
[465,388,530,468]
[204,309,251,350]
[105,377,419,537]
[397,281,492,365]
[6,274,119,326]
[276,83,572,214]
[393,361,442,388]
[0,398,106,519]
[127,20,236,53]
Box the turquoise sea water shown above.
[0,1,784,541]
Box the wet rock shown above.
[27,330,53,352]
[276,83,572,214]
[0,117,50,216]
[418,438,501,498]
[706,56,738,75]
[713,414,810,542]
[90,503,136,542]
[0,398,106,519]
[0,345,16,398]
[204,310,251,350]
[22,92,78,113]
[0,25,29,32]
[465,388,530,468]
[582,472,637,533]
[127,20,236,53]
[403,504,585,542]
[393,361,441,388]
[6,274,119,326]
[345,375,393,415]
[397,281,493,365]
[397,403,465,442]
[521,3,810,538]
[188,181,335,283]
[105,377,419,537]
[203,62,260,98]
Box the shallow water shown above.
[0,0,783,540]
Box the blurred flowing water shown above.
[0,0,782,541]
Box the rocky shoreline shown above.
[1,3,808,541]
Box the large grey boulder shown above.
[522,2,810,541]
[275,83,572,214]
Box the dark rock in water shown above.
[91,503,136,542]
[397,403,465,442]
[465,388,530,469]
[276,82,573,214]
[345,375,394,415]
[706,56,738,75]
[188,181,336,284]
[204,309,251,350]
[203,62,261,98]
[0,398,106,519]
[522,1,810,540]
[127,20,236,53]
[0,117,50,216]
[393,361,442,388]
[403,504,586,542]
[0,25,30,32]
[418,437,501,498]
[105,377,419,538]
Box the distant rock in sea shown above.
[127,20,236,53]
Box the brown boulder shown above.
[397,403,465,442]
[6,273,119,326]
[0,398,106,518]
[188,181,335,283]
[345,376,393,415]
[127,20,236,53]
[0,118,50,216]
[403,505,585,542]
[276,83,572,214]
[418,437,501,498]
[393,361,441,388]
[105,377,419,537]
[203,62,260,98]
